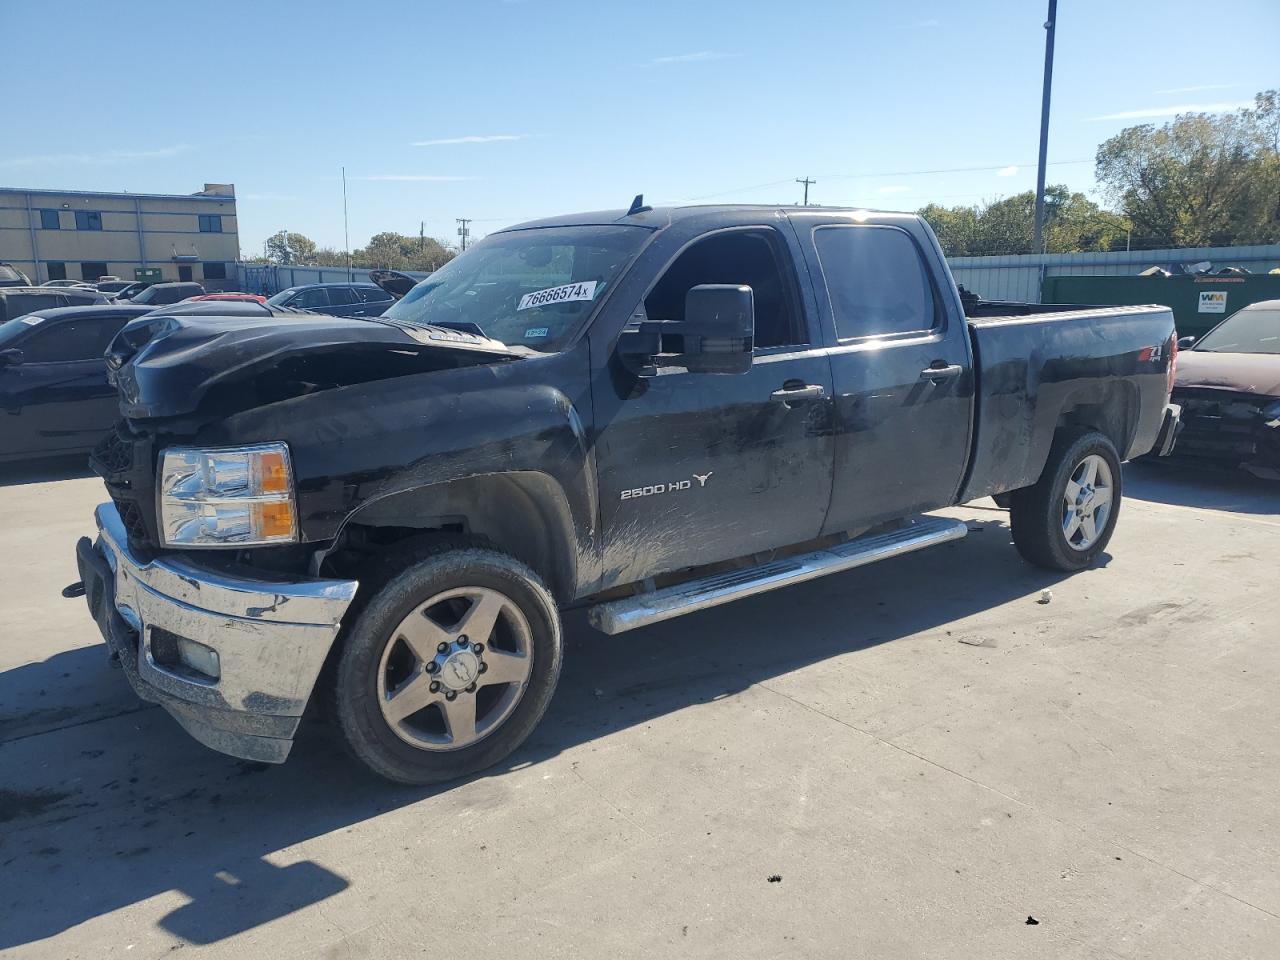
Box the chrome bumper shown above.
[76,502,358,763]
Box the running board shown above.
[587,516,968,635]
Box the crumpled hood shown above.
[1176,350,1280,398]
[110,312,519,420]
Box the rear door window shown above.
[357,286,392,303]
[813,225,937,339]
[327,286,357,306]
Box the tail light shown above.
[1167,332,1178,398]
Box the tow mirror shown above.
[0,348,23,367]
[617,284,755,376]
[1177,335,1196,350]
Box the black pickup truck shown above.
[71,202,1181,784]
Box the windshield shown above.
[1195,306,1280,354]
[265,288,298,307]
[382,225,649,351]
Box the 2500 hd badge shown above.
[620,472,713,500]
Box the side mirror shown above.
[0,348,23,367]
[1177,335,1196,350]
[617,284,755,376]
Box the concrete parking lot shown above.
[1,460,1277,959]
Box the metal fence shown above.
[947,244,1280,303]
[236,264,432,296]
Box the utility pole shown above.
[1031,0,1057,256]
[341,166,351,281]
[795,177,816,206]
[420,220,425,252]
[456,217,472,252]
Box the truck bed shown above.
[957,304,1176,503]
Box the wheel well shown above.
[325,472,579,603]
[1052,384,1136,457]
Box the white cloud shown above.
[1153,83,1236,95]
[412,134,529,146]
[347,175,478,182]
[877,185,911,194]
[648,51,736,65]
[996,165,1019,177]
[0,144,190,168]
[1087,100,1252,121]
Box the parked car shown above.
[119,281,205,305]
[0,286,108,323]
[1168,299,1280,478]
[110,281,152,301]
[265,281,394,317]
[0,304,155,463]
[41,279,95,289]
[73,202,1180,783]
[183,292,267,304]
[0,263,32,288]
[96,280,133,295]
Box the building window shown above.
[39,209,61,230]
[202,262,228,280]
[75,211,103,231]
[81,262,109,282]
[198,214,223,233]
[46,262,67,281]
[178,265,194,282]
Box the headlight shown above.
[158,443,298,547]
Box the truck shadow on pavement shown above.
[1125,460,1279,515]
[0,454,94,488]
[0,515,1085,950]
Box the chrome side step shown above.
[587,516,968,635]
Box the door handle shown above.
[770,383,826,403]
[919,363,963,381]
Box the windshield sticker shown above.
[524,327,550,339]
[517,280,597,312]
[17,315,43,326]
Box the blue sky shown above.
[2,0,1276,254]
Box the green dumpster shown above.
[1041,274,1280,339]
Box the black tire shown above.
[1009,430,1122,571]
[329,542,562,785]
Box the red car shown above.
[181,293,267,304]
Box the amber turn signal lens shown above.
[252,501,296,540]
[257,450,290,494]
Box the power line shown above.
[681,159,1093,203]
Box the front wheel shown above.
[1009,431,1122,571]
[330,545,563,784]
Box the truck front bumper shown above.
[75,502,359,763]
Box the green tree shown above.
[353,232,456,271]
[264,231,318,264]
[921,186,1129,256]
[1095,90,1280,247]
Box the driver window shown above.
[643,229,805,348]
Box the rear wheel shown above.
[330,545,562,784]
[1009,431,1122,571]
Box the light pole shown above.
[1032,0,1058,256]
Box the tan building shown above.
[0,183,239,288]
